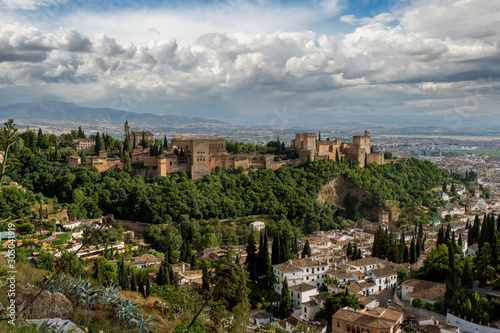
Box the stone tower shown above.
[353,130,371,155]
[124,119,131,138]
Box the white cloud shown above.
[0,0,66,10]
[0,0,499,117]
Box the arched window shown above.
[347,324,350,332]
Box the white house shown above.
[367,266,398,292]
[248,221,265,232]
[273,257,330,294]
[289,283,319,319]
[248,309,274,327]
[346,257,385,273]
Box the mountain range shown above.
[0,101,225,125]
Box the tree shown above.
[202,260,210,291]
[123,134,131,153]
[397,268,409,285]
[315,290,360,326]
[271,230,281,265]
[229,268,251,333]
[412,297,423,307]
[461,257,474,288]
[94,132,102,153]
[442,182,447,193]
[0,120,19,190]
[163,135,168,149]
[278,277,292,318]
[258,229,271,282]
[346,242,353,257]
[301,239,311,259]
[133,134,136,149]
[245,232,259,283]
[409,237,416,264]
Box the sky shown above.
[0,0,499,119]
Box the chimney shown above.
[182,263,185,273]
[288,259,292,264]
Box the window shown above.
[306,269,309,273]
[337,322,341,328]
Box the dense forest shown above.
[9,149,449,232]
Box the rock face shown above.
[317,174,399,223]
[18,290,74,319]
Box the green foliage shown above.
[315,290,360,326]
[412,297,423,307]
[449,290,495,324]
[278,278,292,318]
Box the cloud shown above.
[0,0,67,10]
[0,0,499,117]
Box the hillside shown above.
[0,101,225,125]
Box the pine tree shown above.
[245,232,259,283]
[278,277,292,318]
[302,239,312,259]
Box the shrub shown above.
[412,297,423,307]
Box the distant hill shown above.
[0,101,225,125]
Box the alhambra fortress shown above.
[69,121,385,180]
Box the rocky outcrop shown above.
[317,174,400,223]
[17,290,74,319]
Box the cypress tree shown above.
[446,241,457,299]
[409,237,416,264]
[145,277,151,297]
[318,132,321,141]
[445,224,451,244]
[346,241,353,256]
[278,277,292,318]
[335,150,339,164]
[95,132,101,153]
[291,236,298,259]
[37,128,43,148]
[245,232,259,283]
[163,135,168,149]
[442,181,447,193]
[138,274,145,297]
[280,230,290,263]
[259,229,271,284]
[458,233,463,248]
[461,258,474,288]
[416,237,421,258]
[78,127,83,138]
[301,239,312,259]
[133,134,136,149]
[352,242,358,260]
[271,230,281,265]
[202,261,210,291]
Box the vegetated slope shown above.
[13,152,448,232]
